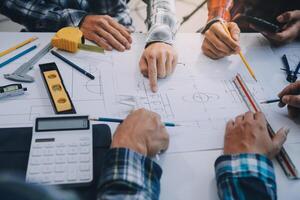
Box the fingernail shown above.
[282,96,288,103]
[107,46,113,51]
[277,16,283,22]
[125,43,131,49]
[152,86,158,93]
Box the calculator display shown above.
[36,116,89,132]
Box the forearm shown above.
[207,0,233,21]
[146,0,177,45]
[215,154,276,200]
[97,148,162,200]
[0,0,86,31]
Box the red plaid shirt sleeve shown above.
[207,0,234,21]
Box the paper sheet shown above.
[0,33,299,154]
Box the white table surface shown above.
[0,32,299,200]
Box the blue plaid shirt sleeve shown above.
[97,148,162,200]
[0,0,88,31]
[215,154,277,200]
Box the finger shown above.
[281,95,300,108]
[157,53,167,78]
[263,26,298,44]
[201,39,222,59]
[205,39,226,58]
[278,82,300,97]
[139,56,148,77]
[227,22,240,42]
[235,114,244,124]
[100,20,131,49]
[225,119,234,132]
[106,16,132,43]
[90,33,113,50]
[244,111,254,121]
[166,52,173,76]
[277,11,300,23]
[147,56,158,92]
[171,53,178,73]
[254,111,266,122]
[270,128,289,158]
[211,23,240,51]
[205,30,233,55]
[95,26,126,51]
[287,105,300,118]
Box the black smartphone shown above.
[237,15,281,33]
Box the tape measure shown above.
[51,27,104,53]
[233,73,299,179]
[39,62,76,114]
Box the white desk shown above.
[0,32,299,199]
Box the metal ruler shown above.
[233,73,299,179]
[4,42,53,82]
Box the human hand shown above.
[278,81,300,118]
[224,111,289,158]
[80,15,132,51]
[202,21,240,59]
[260,10,300,45]
[139,42,178,92]
[111,108,169,157]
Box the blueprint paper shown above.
[0,33,299,153]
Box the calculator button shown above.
[56,143,65,147]
[55,165,66,173]
[67,147,78,155]
[79,164,90,172]
[67,166,77,181]
[45,143,54,148]
[80,137,90,141]
[42,175,51,184]
[56,148,65,155]
[80,147,90,154]
[30,158,40,165]
[42,165,53,173]
[68,143,78,147]
[55,156,66,164]
[29,166,41,174]
[43,148,54,156]
[80,141,90,146]
[54,173,65,182]
[68,156,78,163]
[43,157,54,165]
[79,171,91,181]
[79,155,90,163]
[32,149,42,157]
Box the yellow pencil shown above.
[0,37,38,58]
[220,21,257,81]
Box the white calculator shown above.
[26,115,93,185]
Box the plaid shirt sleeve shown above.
[97,148,162,200]
[207,0,234,21]
[0,0,87,32]
[145,0,177,45]
[215,153,277,200]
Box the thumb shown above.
[228,22,240,41]
[270,128,289,157]
[282,95,300,108]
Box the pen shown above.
[0,45,37,68]
[51,50,95,80]
[260,99,281,104]
[90,117,179,127]
[220,20,257,81]
[0,37,38,58]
